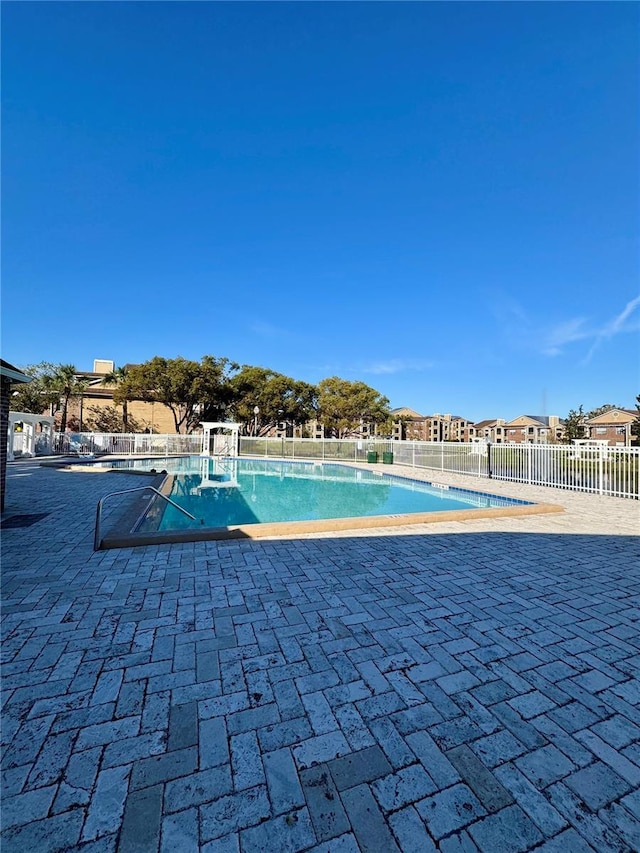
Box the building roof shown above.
[474,419,499,429]
[504,415,564,428]
[586,408,636,424]
[523,415,564,427]
[391,407,424,419]
[0,359,31,384]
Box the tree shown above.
[631,394,640,444]
[46,364,89,433]
[101,365,131,432]
[317,377,390,438]
[194,355,239,425]
[9,362,61,414]
[375,414,400,439]
[563,405,587,443]
[117,356,235,434]
[84,405,143,433]
[228,366,317,435]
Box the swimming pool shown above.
[101,456,534,533]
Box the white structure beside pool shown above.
[7,412,55,460]
[200,422,241,457]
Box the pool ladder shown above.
[94,485,198,551]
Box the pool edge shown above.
[98,501,565,550]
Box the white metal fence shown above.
[53,432,204,457]
[49,433,639,499]
[239,437,639,500]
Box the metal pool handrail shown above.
[94,486,198,551]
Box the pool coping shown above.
[94,458,565,549]
[98,501,564,548]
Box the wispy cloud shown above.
[582,295,640,363]
[361,358,434,375]
[498,295,640,360]
[541,317,591,357]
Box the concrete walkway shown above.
[1,458,639,852]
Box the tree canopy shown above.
[8,357,392,437]
[115,356,236,434]
[101,365,130,432]
[563,405,587,443]
[84,405,144,434]
[317,377,390,438]
[228,366,317,435]
[11,363,89,432]
[50,364,90,432]
[8,362,61,415]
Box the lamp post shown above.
[278,410,284,456]
[253,406,259,437]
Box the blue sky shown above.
[3,2,638,421]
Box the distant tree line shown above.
[11,359,639,441]
[9,356,391,437]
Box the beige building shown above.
[502,415,564,444]
[392,409,476,442]
[585,408,636,447]
[473,419,506,443]
[391,408,427,441]
[58,360,178,434]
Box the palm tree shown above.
[101,365,130,432]
[46,365,89,433]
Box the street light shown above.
[253,406,259,437]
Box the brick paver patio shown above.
[2,458,639,852]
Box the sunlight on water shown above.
[100,457,530,531]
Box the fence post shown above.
[599,446,605,495]
[527,443,532,485]
[441,443,444,471]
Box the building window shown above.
[596,427,607,435]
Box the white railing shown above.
[53,432,204,457]
[50,433,639,499]
[489,443,639,499]
[238,437,639,500]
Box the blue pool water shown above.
[101,457,531,531]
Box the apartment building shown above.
[392,409,476,442]
[391,408,428,441]
[585,408,636,447]
[502,415,564,444]
[436,414,476,443]
[53,360,177,434]
[473,419,506,443]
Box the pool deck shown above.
[1,457,639,852]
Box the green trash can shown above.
[383,451,394,464]
[367,451,378,463]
